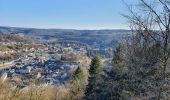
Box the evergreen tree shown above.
[73,67,85,80]
[85,56,102,100]
[112,43,124,64]
[60,55,65,61]
[70,67,86,100]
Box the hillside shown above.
[0,26,130,45]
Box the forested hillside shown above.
[0,26,129,45]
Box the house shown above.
[37,72,41,78]
[60,73,67,79]
[0,51,5,56]
[15,68,30,74]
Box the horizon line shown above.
[0,25,130,31]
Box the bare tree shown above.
[122,0,170,99]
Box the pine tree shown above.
[70,67,87,100]
[85,56,102,100]
[106,44,129,100]
[112,43,124,64]
[73,67,85,80]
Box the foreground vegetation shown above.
[0,66,88,100]
[0,0,170,100]
[84,0,170,99]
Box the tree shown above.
[69,67,87,100]
[73,67,85,80]
[103,43,130,100]
[101,0,170,99]
[85,56,103,100]
[118,0,170,99]
[61,55,66,61]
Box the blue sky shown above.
[0,0,136,29]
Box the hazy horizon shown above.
[0,25,131,30]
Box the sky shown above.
[0,0,136,29]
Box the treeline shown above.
[84,0,170,100]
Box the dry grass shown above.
[0,80,85,100]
